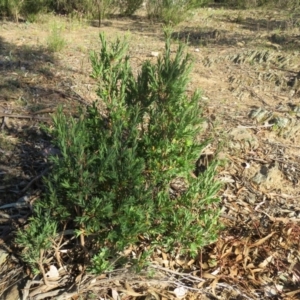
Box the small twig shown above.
[32,108,56,115]
[237,124,273,129]
[51,223,67,268]
[0,113,51,121]
[39,250,49,286]
[245,157,269,164]
[213,283,256,300]
[270,66,300,74]
[20,168,50,194]
[263,140,300,148]
[254,196,266,211]
[267,192,300,199]
[1,115,7,130]
[1,275,24,299]
[259,210,300,224]
[149,265,254,299]
[149,264,205,282]
[242,85,270,107]
[69,88,91,106]
[220,213,237,221]
[34,288,66,300]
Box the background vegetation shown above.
[1,0,298,25]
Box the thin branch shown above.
[0,113,51,121]
[20,168,50,194]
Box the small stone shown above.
[268,116,290,128]
[150,51,159,57]
[251,166,268,185]
[0,249,8,266]
[249,107,271,123]
[228,127,259,150]
[174,287,187,298]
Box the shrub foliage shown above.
[145,0,212,24]
[1,0,299,24]
[0,0,131,21]
[16,31,221,273]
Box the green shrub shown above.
[161,1,190,24]
[145,0,212,24]
[21,0,49,16]
[0,0,50,21]
[47,22,66,52]
[92,0,117,27]
[0,0,22,21]
[118,0,144,15]
[15,208,57,275]
[16,30,221,273]
[49,0,91,14]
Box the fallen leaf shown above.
[249,232,275,248]
[119,290,144,297]
[211,277,220,296]
[259,255,274,268]
[285,288,300,297]
[124,281,135,292]
[148,290,160,300]
[236,254,243,262]
[111,289,120,300]
[202,272,216,279]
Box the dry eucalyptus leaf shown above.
[111,289,120,300]
[249,232,275,248]
[119,289,144,297]
[124,281,134,292]
[148,290,160,300]
[259,255,274,268]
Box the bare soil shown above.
[1,6,300,300]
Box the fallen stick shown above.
[20,168,50,194]
[0,113,51,121]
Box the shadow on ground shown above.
[0,33,86,243]
[94,9,300,51]
[216,13,300,51]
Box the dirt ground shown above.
[1,5,300,300]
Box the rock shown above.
[0,249,9,266]
[150,51,159,57]
[228,127,259,150]
[251,165,268,185]
[249,107,272,123]
[236,41,245,47]
[250,163,284,191]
